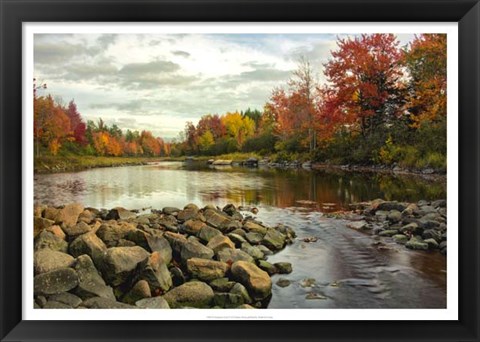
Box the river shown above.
[34,161,447,308]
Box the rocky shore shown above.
[33,203,295,309]
[326,199,447,255]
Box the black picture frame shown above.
[1,0,479,341]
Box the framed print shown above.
[1,0,479,341]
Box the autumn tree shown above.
[221,111,255,148]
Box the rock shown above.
[439,241,447,250]
[135,252,172,293]
[222,204,237,216]
[34,268,79,295]
[78,209,96,224]
[406,236,429,250]
[387,210,402,223]
[276,278,291,288]
[198,226,222,243]
[34,230,68,253]
[62,221,92,239]
[392,234,408,244]
[96,223,136,247]
[217,248,254,264]
[74,255,115,301]
[209,278,236,292]
[214,293,244,308]
[144,236,172,265]
[243,221,267,235]
[274,262,292,274]
[106,207,136,220]
[346,221,368,230]
[422,229,442,242]
[305,292,327,300]
[187,258,229,281]
[399,222,421,234]
[81,297,136,309]
[170,266,185,287]
[43,207,60,221]
[122,280,151,304]
[135,297,170,309]
[163,207,181,216]
[261,228,285,251]
[245,232,264,245]
[50,203,84,227]
[34,204,46,217]
[257,260,277,275]
[203,209,231,231]
[206,235,235,253]
[230,283,252,304]
[378,229,399,237]
[226,233,247,246]
[231,261,272,301]
[418,205,436,215]
[182,219,207,235]
[241,242,264,260]
[43,301,72,309]
[99,246,150,286]
[257,245,273,256]
[34,249,75,275]
[35,295,47,308]
[424,238,439,249]
[163,282,214,308]
[163,231,187,255]
[69,233,107,266]
[432,199,447,208]
[177,208,199,222]
[47,292,82,308]
[376,201,406,212]
[34,217,55,237]
[46,225,67,240]
[237,304,255,309]
[180,240,214,264]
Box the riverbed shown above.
[34,161,447,308]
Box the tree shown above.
[198,130,214,153]
[66,100,87,145]
[221,111,255,148]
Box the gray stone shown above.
[34,268,79,296]
[48,292,82,308]
[122,280,151,304]
[214,293,244,308]
[74,255,116,301]
[163,282,214,308]
[180,240,214,264]
[69,233,107,266]
[399,222,421,234]
[81,297,136,309]
[187,258,229,281]
[198,226,222,243]
[203,209,231,231]
[424,238,439,249]
[378,229,399,237]
[257,260,277,275]
[106,207,136,220]
[377,201,406,212]
[422,229,442,242]
[261,228,286,251]
[274,262,292,274]
[392,234,409,244]
[231,261,271,301]
[276,278,291,288]
[227,233,247,247]
[99,246,150,286]
[387,210,402,223]
[163,207,181,216]
[406,237,429,250]
[217,248,255,264]
[243,221,267,235]
[135,252,172,293]
[96,223,136,247]
[135,297,170,309]
[163,231,188,255]
[182,219,207,235]
[34,249,75,275]
[209,278,236,292]
[43,301,72,309]
[229,282,252,304]
[206,235,235,253]
[245,232,264,245]
[62,221,92,239]
[34,230,68,253]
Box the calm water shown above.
[34,161,447,308]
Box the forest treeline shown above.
[34,33,446,170]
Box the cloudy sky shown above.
[34,33,414,139]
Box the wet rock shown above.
[34,230,68,253]
[230,282,252,304]
[392,234,408,244]
[243,221,267,235]
[231,261,272,301]
[47,292,82,308]
[34,268,79,295]
[163,281,214,308]
[163,231,187,255]
[186,258,229,281]
[69,233,107,266]
[378,229,399,237]
[346,221,368,230]
[245,232,263,245]
[74,255,115,300]
[81,297,136,309]
[226,233,247,246]
[422,229,442,242]
[387,210,402,223]
[135,297,170,309]
[135,252,173,292]
[257,260,277,275]
[180,240,214,264]
[399,222,421,235]
[424,238,439,249]
[182,219,207,235]
[214,293,244,308]
[34,249,75,275]
[209,278,236,292]
[99,246,150,286]
[122,280,151,304]
[198,226,222,242]
[203,209,231,231]
[241,242,264,260]
[376,201,406,212]
[261,228,285,251]
[106,207,136,221]
[217,248,255,264]
[62,221,92,239]
[170,266,186,287]
[406,236,428,250]
[274,262,292,274]
[206,235,235,253]
[163,207,181,216]
[276,278,291,288]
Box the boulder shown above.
[222,204,237,216]
[135,297,170,309]
[273,262,292,274]
[245,232,263,245]
[69,233,107,266]
[243,221,267,235]
[74,255,115,301]
[257,260,277,275]
[99,246,150,286]
[376,201,406,212]
[392,234,409,244]
[180,240,214,264]
[34,249,75,275]
[186,258,229,281]
[145,236,172,265]
[106,207,136,220]
[217,248,254,264]
[34,217,54,237]
[163,231,188,255]
[399,222,421,234]
[206,235,235,253]
[227,233,247,246]
[163,282,214,308]
[46,225,67,241]
[406,236,429,250]
[81,297,136,309]
[170,266,186,287]
[387,210,402,223]
[198,226,222,243]
[230,282,252,304]
[96,223,136,247]
[43,301,72,309]
[78,209,96,224]
[209,278,236,292]
[34,268,79,296]
[261,228,285,251]
[177,209,199,222]
[424,238,439,249]
[34,230,68,253]
[231,261,272,301]
[50,204,84,227]
[135,252,172,293]
[163,207,181,216]
[214,293,244,308]
[241,242,264,260]
[422,229,442,242]
[47,292,82,308]
[122,280,151,304]
[203,209,231,231]
[378,229,399,237]
[182,220,207,235]
[62,221,92,239]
